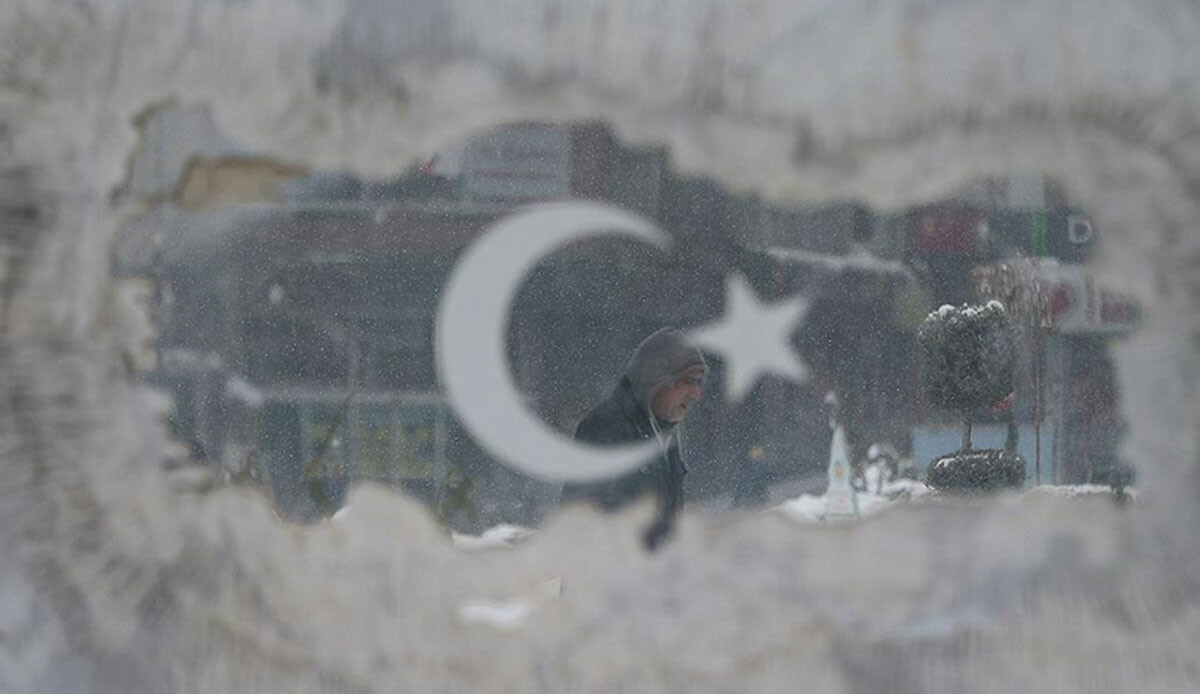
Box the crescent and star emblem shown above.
[435,202,810,482]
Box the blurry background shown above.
[114,108,1137,530]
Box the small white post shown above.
[823,424,860,519]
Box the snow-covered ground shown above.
[774,479,1136,524]
[774,478,934,523]
[1022,484,1138,499]
[451,523,536,552]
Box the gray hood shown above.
[624,327,707,413]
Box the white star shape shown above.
[689,274,810,403]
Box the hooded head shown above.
[624,327,707,422]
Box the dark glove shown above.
[641,515,674,551]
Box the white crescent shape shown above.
[436,202,668,482]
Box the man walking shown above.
[567,327,707,550]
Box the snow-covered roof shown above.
[764,247,912,279]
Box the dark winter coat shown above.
[565,376,687,545]
[565,327,705,549]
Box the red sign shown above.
[911,208,983,255]
[973,260,1140,335]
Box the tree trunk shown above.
[962,413,973,452]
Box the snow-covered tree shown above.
[918,301,1025,491]
[918,301,1016,452]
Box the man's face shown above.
[650,367,705,423]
